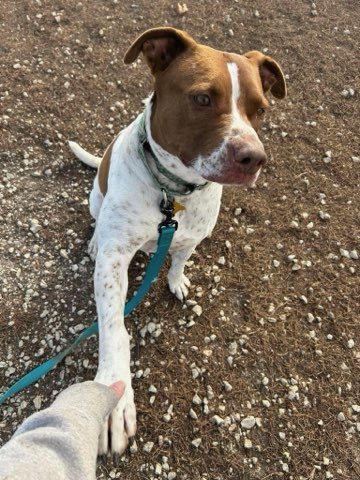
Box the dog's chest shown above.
[140,185,222,254]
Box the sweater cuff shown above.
[53,381,119,421]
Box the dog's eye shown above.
[256,107,266,117]
[193,94,211,107]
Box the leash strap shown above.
[0,225,176,406]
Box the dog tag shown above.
[173,200,186,214]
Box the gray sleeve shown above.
[0,381,118,480]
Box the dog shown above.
[69,27,286,458]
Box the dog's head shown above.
[124,27,286,186]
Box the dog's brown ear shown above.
[245,51,287,99]
[124,27,197,74]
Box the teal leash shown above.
[0,212,177,406]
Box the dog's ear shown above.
[124,27,197,74]
[244,51,287,99]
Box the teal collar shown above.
[137,113,208,197]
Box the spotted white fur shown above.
[69,56,270,457]
[70,98,222,457]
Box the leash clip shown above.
[158,189,178,232]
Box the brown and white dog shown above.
[69,27,286,458]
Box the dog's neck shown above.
[143,97,208,190]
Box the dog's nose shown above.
[229,139,267,174]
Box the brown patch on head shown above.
[150,45,235,164]
[124,28,287,166]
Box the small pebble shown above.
[192,305,203,316]
[337,412,346,422]
[143,441,154,453]
[191,438,202,448]
[223,381,233,392]
[241,416,256,430]
[244,438,252,449]
[211,415,224,425]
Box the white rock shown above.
[148,385,157,394]
[176,3,188,15]
[350,249,358,260]
[262,399,271,408]
[351,404,360,413]
[191,438,202,448]
[143,441,154,453]
[192,305,202,316]
[33,396,42,410]
[192,394,202,405]
[189,408,198,420]
[348,339,355,349]
[319,211,330,220]
[337,412,346,422]
[273,259,280,268]
[211,415,224,425]
[307,313,315,322]
[206,385,215,400]
[299,295,308,304]
[244,438,252,449]
[241,416,256,429]
[162,413,171,422]
[202,349,212,357]
[30,219,42,233]
[223,381,233,392]
[147,322,156,334]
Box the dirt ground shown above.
[0,1,359,479]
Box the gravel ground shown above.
[0,1,359,479]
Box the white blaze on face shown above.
[192,62,263,181]
[227,62,260,141]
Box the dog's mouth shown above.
[203,169,260,187]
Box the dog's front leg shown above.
[168,246,196,301]
[94,243,136,458]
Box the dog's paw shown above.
[88,234,98,261]
[98,390,137,458]
[168,273,191,301]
